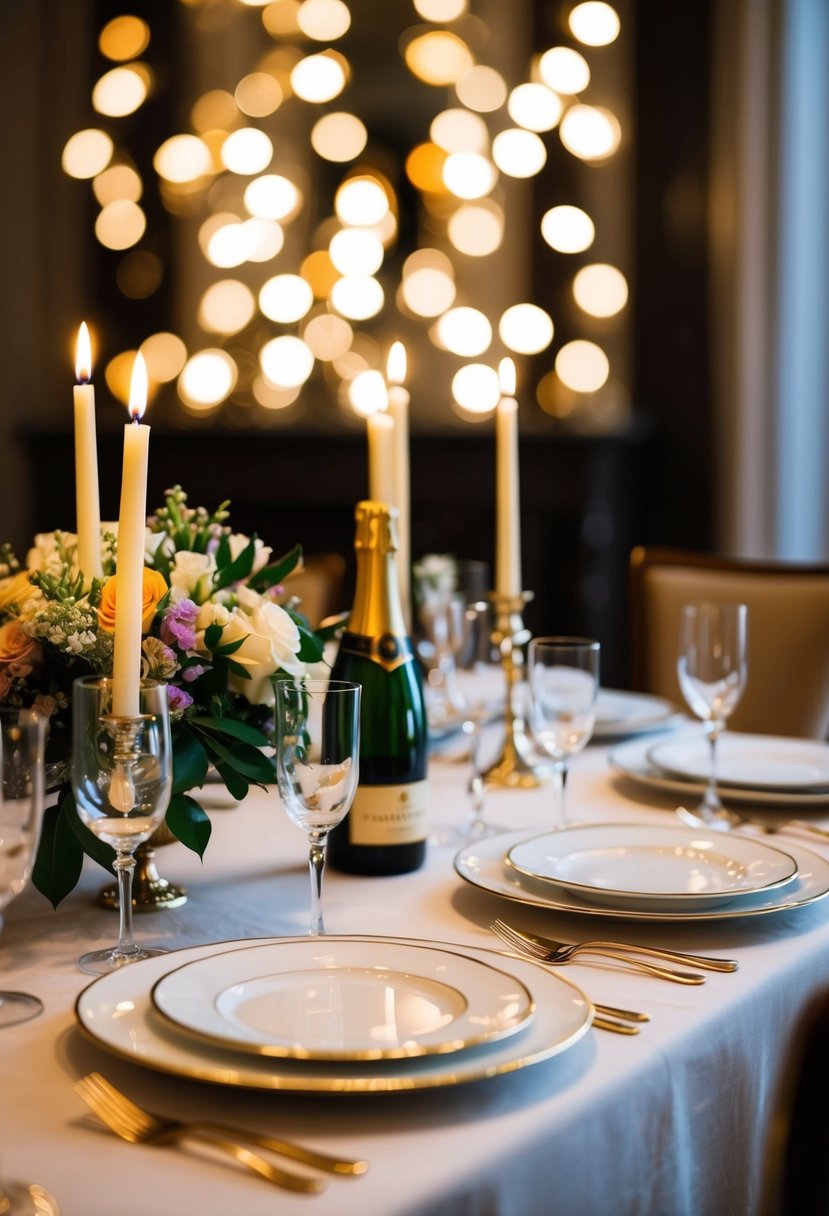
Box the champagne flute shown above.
[274,679,360,935]
[0,708,46,1027]
[676,601,748,829]
[528,637,601,826]
[72,677,172,975]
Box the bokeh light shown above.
[221,128,274,174]
[99,15,150,61]
[499,303,554,354]
[541,204,595,253]
[140,333,187,383]
[443,151,496,199]
[291,51,347,102]
[447,200,504,256]
[253,378,300,410]
[507,83,563,132]
[235,72,283,117]
[192,89,238,133]
[555,339,610,392]
[573,263,629,316]
[413,0,467,19]
[92,66,149,117]
[198,280,256,333]
[406,143,449,194]
[244,174,302,221]
[430,108,489,154]
[330,275,385,320]
[559,105,621,160]
[95,200,146,250]
[93,165,142,206]
[329,228,384,275]
[404,31,473,86]
[455,64,507,112]
[259,273,315,322]
[303,313,353,360]
[335,176,390,225]
[62,129,113,179]
[401,249,456,317]
[179,349,238,407]
[492,129,547,178]
[311,112,367,162]
[301,249,340,298]
[262,1,303,37]
[434,307,492,356]
[451,363,500,413]
[348,370,388,417]
[538,47,591,94]
[154,134,212,183]
[260,335,315,386]
[569,2,621,46]
[297,0,351,39]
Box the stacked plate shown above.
[592,690,685,739]
[75,935,593,1094]
[610,730,829,808]
[454,824,829,923]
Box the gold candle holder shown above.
[481,590,548,788]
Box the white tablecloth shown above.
[3,731,829,1216]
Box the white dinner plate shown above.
[593,690,685,739]
[151,939,534,1060]
[454,829,829,922]
[75,936,592,1094]
[506,824,798,911]
[609,735,829,807]
[647,734,829,791]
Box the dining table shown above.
[3,703,829,1216]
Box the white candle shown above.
[112,352,150,718]
[495,358,522,597]
[367,406,396,507]
[73,322,103,582]
[386,342,411,628]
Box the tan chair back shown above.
[281,553,347,628]
[629,547,829,738]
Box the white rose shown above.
[169,551,217,603]
[195,597,303,704]
[227,533,272,577]
[27,531,75,575]
[145,528,174,563]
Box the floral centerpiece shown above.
[0,487,330,906]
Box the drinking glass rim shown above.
[73,675,168,691]
[530,636,600,651]
[274,679,361,695]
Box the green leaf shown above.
[31,793,85,909]
[248,544,302,592]
[204,622,225,650]
[225,658,251,679]
[296,622,324,663]
[189,715,270,747]
[213,761,249,801]
[64,801,118,873]
[213,537,257,592]
[195,731,275,783]
[315,612,349,642]
[214,636,246,657]
[166,793,212,858]
[172,725,210,794]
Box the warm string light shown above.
[61,2,627,427]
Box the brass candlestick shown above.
[482,590,548,788]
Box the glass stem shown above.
[114,851,139,958]
[552,761,568,825]
[704,719,723,813]
[308,832,327,936]
[467,720,486,832]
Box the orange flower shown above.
[0,620,42,681]
[98,569,169,635]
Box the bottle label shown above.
[348,780,429,846]
[338,630,415,674]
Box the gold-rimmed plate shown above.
[150,938,534,1061]
[75,936,592,1094]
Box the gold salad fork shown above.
[75,1073,367,1191]
[492,919,738,973]
[490,920,710,984]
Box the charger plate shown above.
[506,824,797,912]
[454,830,829,922]
[75,935,592,1094]
[151,938,534,1060]
[648,734,829,791]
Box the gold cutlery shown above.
[592,1003,650,1036]
[595,1003,650,1023]
[592,1016,641,1036]
[490,920,707,984]
[676,805,829,843]
[492,918,738,972]
[75,1073,367,1190]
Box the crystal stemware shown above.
[676,601,748,829]
[0,708,46,1027]
[528,636,601,826]
[71,677,172,975]
[274,679,360,936]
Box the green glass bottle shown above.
[327,500,428,875]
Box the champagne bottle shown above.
[327,500,428,875]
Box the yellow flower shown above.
[98,569,169,634]
[0,570,38,614]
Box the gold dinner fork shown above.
[75,1073,366,1191]
[490,920,709,984]
[491,919,738,972]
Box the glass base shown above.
[77,944,168,977]
[676,803,740,831]
[0,990,44,1027]
[0,1180,60,1215]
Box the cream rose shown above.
[195,596,303,704]
[27,531,75,576]
[227,533,272,577]
[169,551,217,603]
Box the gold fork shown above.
[75,1073,366,1190]
[490,920,707,984]
[492,919,738,972]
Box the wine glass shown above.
[528,637,601,826]
[72,677,172,975]
[676,601,748,829]
[274,679,360,936]
[0,708,46,1027]
[418,591,469,725]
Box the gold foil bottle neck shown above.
[354,500,399,555]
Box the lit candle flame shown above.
[129,351,148,421]
[75,322,92,384]
[387,341,407,386]
[498,356,516,397]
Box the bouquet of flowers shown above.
[0,486,330,906]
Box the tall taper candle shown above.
[495,358,522,597]
[112,352,150,718]
[386,342,411,627]
[367,395,396,506]
[73,323,103,581]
